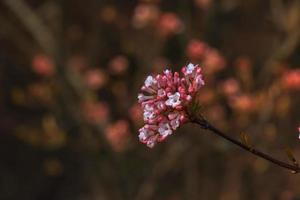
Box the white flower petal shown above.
[158,122,172,137]
[170,117,180,129]
[145,76,157,87]
[165,92,181,108]
[157,89,166,97]
[186,63,196,74]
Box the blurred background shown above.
[0,0,300,199]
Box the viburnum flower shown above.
[137,63,300,174]
[137,63,204,147]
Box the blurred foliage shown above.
[0,0,299,200]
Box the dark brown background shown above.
[0,0,300,200]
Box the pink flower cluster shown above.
[138,63,205,147]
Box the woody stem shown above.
[192,117,300,173]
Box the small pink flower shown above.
[186,40,207,60]
[132,4,159,29]
[158,122,173,137]
[108,55,129,75]
[165,92,181,108]
[282,69,300,90]
[203,49,226,74]
[138,63,205,147]
[221,78,240,97]
[144,75,157,88]
[32,54,55,76]
[143,104,156,121]
[168,111,185,129]
[105,120,130,152]
[85,69,107,90]
[230,94,256,112]
[157,12,183,37]
[83,101,110,124]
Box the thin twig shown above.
[3,0,56,55]
[258,0,300,83]
[192,117,300,173]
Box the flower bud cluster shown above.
[138,63,204,147]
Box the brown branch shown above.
[258,0,300,83]
[192,117,300,173]
[0,15,34,57]
[3,0,56,55]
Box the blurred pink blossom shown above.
[282,69,300,90]
[108,55,129,75]
[132,4,159,28]
[204,49,226,74]
[222,78,240,97]
[157,12,183,37]
[105,120,130,152]
[196,88,215,104]
[235,56,252,71]
[83,101,109,123]
[207,104,225,122]
[231,95,256,112]
[186,40,207,60]
[85,69,107,90]
[32,54,55,76]
[186,40,225,74]
[129,103,143,124]
[195,0,213,10]
[100,6,118,23]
